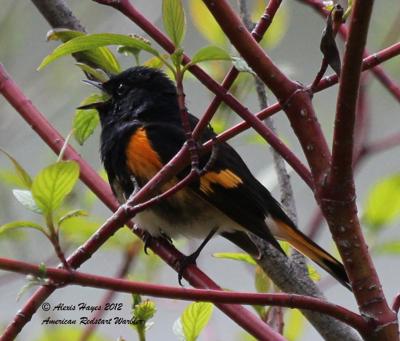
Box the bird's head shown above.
[79,66,179,124]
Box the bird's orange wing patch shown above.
[200,170,243,194]
[126,127,163,180]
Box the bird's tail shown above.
[274,220,351,291]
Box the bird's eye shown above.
[116,82,128,96]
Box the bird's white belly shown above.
[133,197,244,240]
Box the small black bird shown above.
[82,66,350,290]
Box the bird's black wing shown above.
[145,115,287,252]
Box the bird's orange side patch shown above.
[200,170,243,194]
[126,127,163,180]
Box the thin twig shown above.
[80,241,141,341]
[298,0,400,103]
[0,256,369,334]
[237,3,361,340]
[325,0,398,338]
[0,64,282,341]
[94,0,314,188]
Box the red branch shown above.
[210,42,400,163]
[80,241,141,341]
[360,132,400,157]
[93,0,314,188]
[192,0,283,138]
[200,0,332,192]
[299,0,400,103]
[0,257,368,334]
[324,0,398,338]
[194,0,399,339]
[0,65,282,341]
[392,294,400,315]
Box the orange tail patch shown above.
[275,220,351,290]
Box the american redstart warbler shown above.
[80,66,350,290]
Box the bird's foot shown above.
[143,231,173,255]
[177,252,199,286]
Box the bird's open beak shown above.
[78,79,109,110]
[76,101,107,110]
[82,79,104,91]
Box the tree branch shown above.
[192,0,283,139]
[201,0,332,189]
[0,257,368,334]
[93,0,314,188]
[80,241,141,341]
[298,0,400,104]
[31,0,86,32]
[0,65,281,341]
[323,0,399,339]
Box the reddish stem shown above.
[93,0,314,188]
[175,71,200,170]
[0,257,368,334]
[207,42,400,167]
[299,0,400,103]
[192,0,283,139]
[306,207,324,239]
[360,132,400,157]
[80,241,141,341]
[392,294,400,314]
[201,0,332,191]
[324,0,398,338]
[0,65,281,341]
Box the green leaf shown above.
[181,302,213,341]
[38,262,47,277]
[246,133,268,145]
[143,54,170,69]
[323,1,335,11]
[58,216,100,245]
[252,304,267,320]
[0,148,32,189]
[213,252,256,265]
[38,33,159,71]
[284,309,305,341]
[31,161,80,215]
[279,241,291,254]
[254,265,271,292]
[0,170,28,188]
[75,63,109,82]
[17,275,47,301]
[58,209,88,226]
[363,174,400,230]
[307,264,321,282]
[117,45,142,58]
[171,47,184,67]
[133,299,157,322]
[191,46,231,65]
[73,94,105,145]
[210,117,228,134]
[320,13,341,76]
[132,293,142,307]
[172,317,185,340]
[0,220,46,236]
[189,1,226,46]
[162,0,186,47]
[232,57,255,75]
[12,189,42,213]
[46,29,121,74]
[375,241,400,255]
